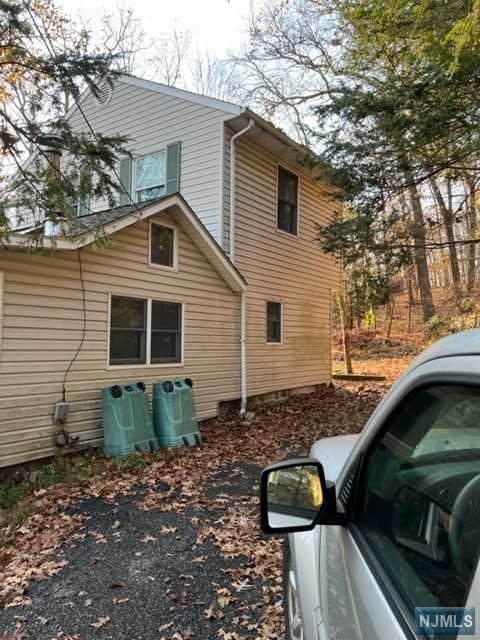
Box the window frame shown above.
[108,295,147,366]
[276,164,299,237]
[133,149,167,203]
[148,220,178,271]
[107,293,184,369]
[150,300,183,365]
[343,380,480,638]
[266,300,283,345]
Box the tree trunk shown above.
[386,297,395,338]
[464,176,477,294]
[407,182,435,321]
[337,291,352,374]
[407,296,412,334]
[430,177,461,300]
[406,267,416,307]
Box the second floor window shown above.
[118,142,181,207]
[277,166,298,236]
[135,151,166,202]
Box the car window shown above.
[357,385,480,629]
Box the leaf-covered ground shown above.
[0,383,383,640]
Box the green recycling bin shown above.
[102,381,159,457]
[152,378,201,448]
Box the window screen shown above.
[135,152,166,202]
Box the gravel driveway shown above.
[0,385,380,639]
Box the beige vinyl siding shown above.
[233,137,340,396]
[67,80,228,241]
[0,213,240,467]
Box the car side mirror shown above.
[260,458,346,534]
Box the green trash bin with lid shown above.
[153,378,201,448]
[102,381,159,457]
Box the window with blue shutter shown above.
[118,142,181,205]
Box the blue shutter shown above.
[119,157,133,206]
[166,142,181,195]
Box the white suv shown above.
[260,330,480,639]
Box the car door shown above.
[320,382,480,640]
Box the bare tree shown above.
[231,0,338,143]
[98,5,151,75]
[189,53,246,103]
[146,30,192,86]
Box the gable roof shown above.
[119,75,242,116]
[117,76,320,169]
[3,194,247,293]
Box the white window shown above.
[134,151,166,202]
[149,221,177,270]
[109,295,183,366]
[118,142,181,207]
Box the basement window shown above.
[277,166,299,236]
[109,295,183,366]
[266,301,282,344]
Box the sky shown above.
[58,0,253,58]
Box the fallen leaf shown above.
[90,615,110,630]
[140,534,157,543]
[109,580,125,589]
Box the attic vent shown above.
[94,82,113,107]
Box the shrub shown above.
[0,482,26,510]
[424,315,451,340]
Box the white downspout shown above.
[240,290,247,417]
[229,119,254,261]
[229,118,254,417]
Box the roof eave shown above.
[2,194,247,294]
[233,108,317,161]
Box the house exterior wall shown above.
[0,213,241,468]
[18,80,231,242]
[231,136,340,397]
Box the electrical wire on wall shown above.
[62,247,87,402]
[54,247,87,448]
